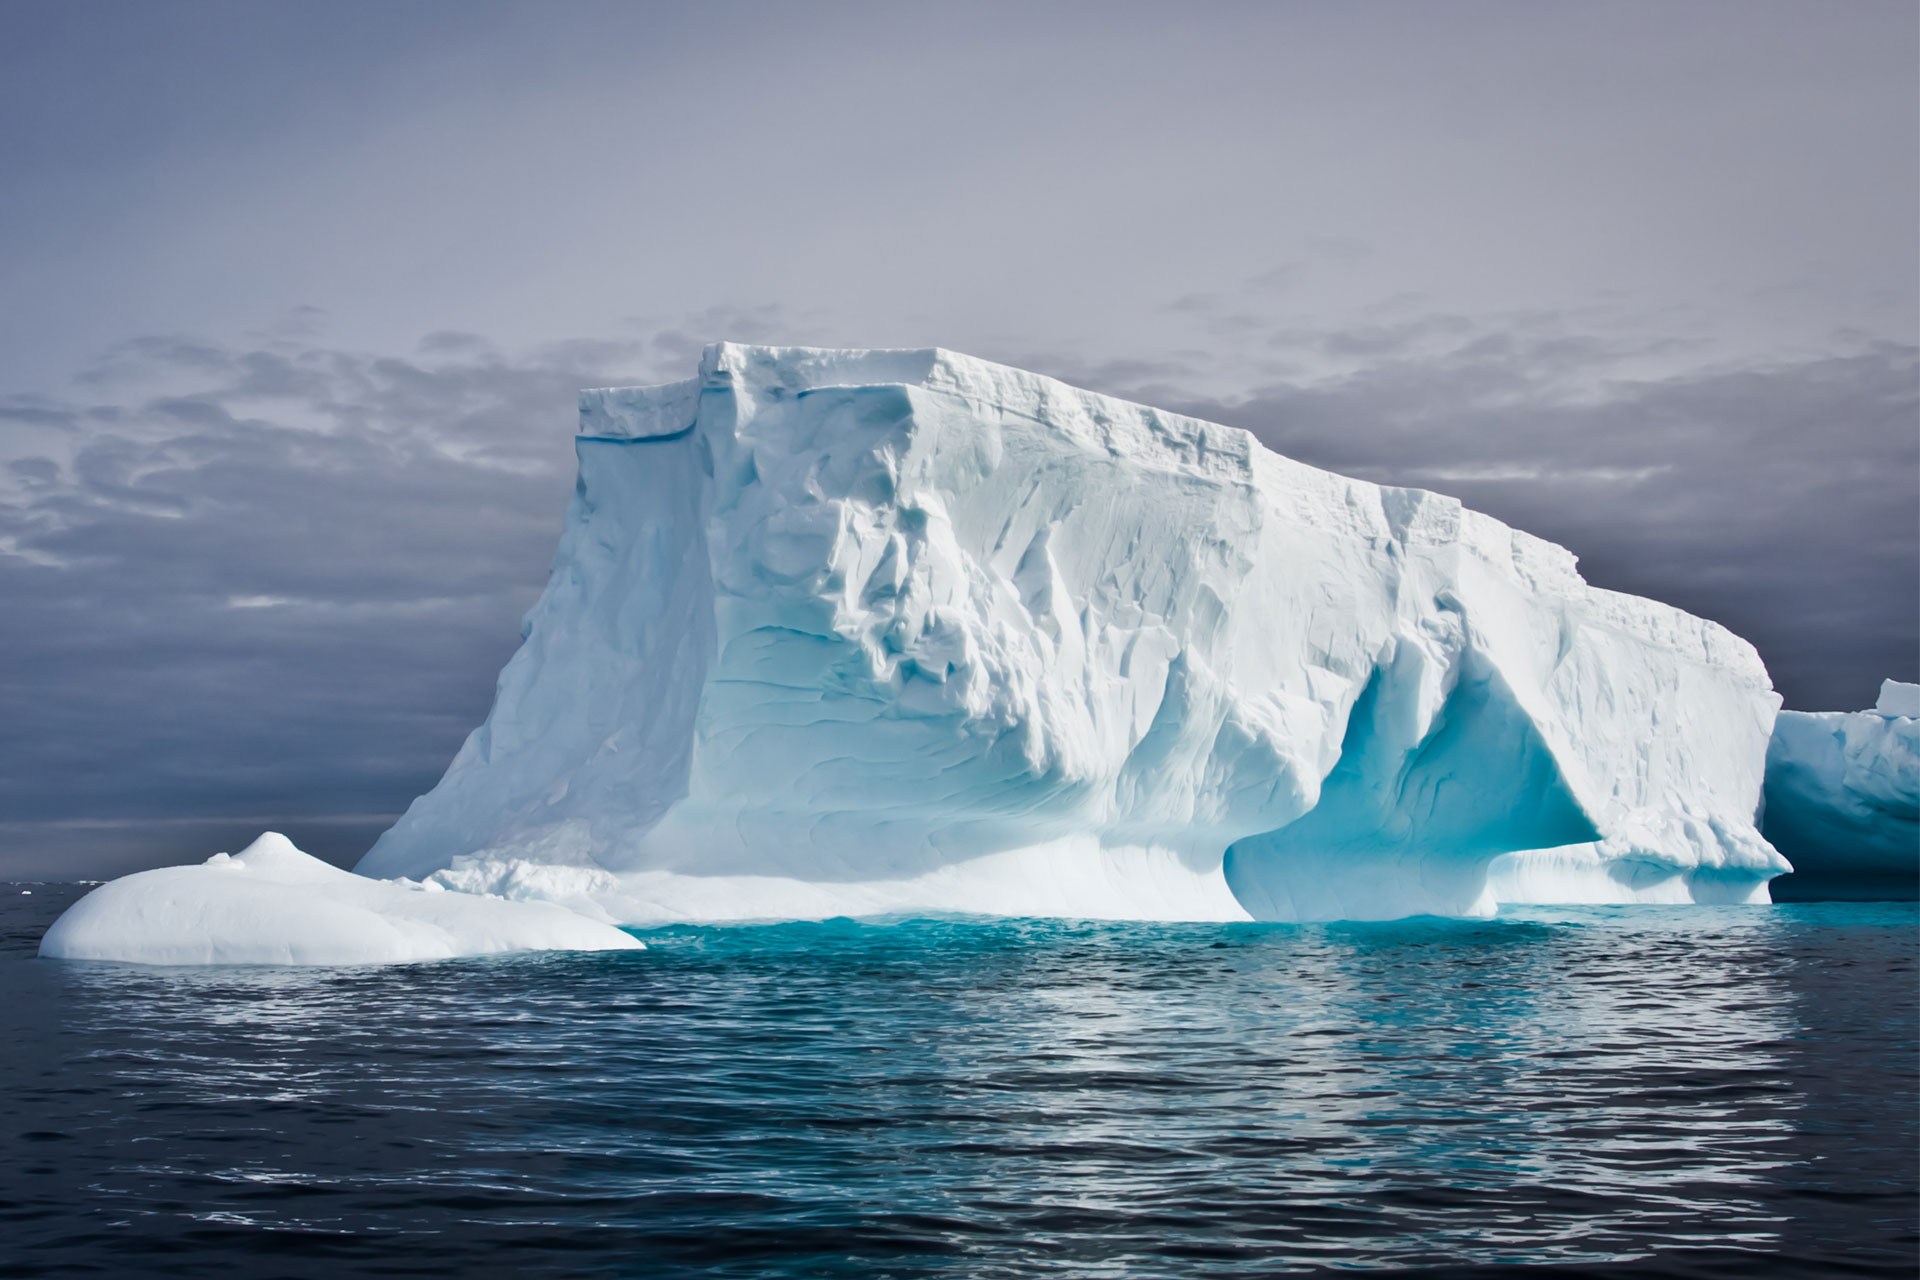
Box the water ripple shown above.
[1,890,1914,1278]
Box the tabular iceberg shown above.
[1762,680,1919,899]
[41,833,643,965]
[357,344,1786,922]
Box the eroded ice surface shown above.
[40,834,642,965]
[357,344,1786,922]
[1762,680,1919,898]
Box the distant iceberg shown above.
[40,833,641,965]
[351,343,1786,922]
[1763,680,1919,900]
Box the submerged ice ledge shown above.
[40,834,641,966]
[345,342,1788,924]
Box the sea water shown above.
[2,886,1913,1277]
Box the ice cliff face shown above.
[358,344,1786,921]
[1762,681,1919,900]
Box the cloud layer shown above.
[2,312,1912,877]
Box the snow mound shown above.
[40,833,643,965]
[1763,680,1919,899]
[359,343,1786,921]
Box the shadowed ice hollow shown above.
[1762,680,1919,899]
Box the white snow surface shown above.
[358,343,1787,921]
[40,833,643,965]
[1761,680,1919,887]
[1875,679,1920,720]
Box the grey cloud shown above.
[6,457,58,486]
[0,400,78,430]
[76,336,237,385]
[1164,293,1224,315]
[1245,265,1301,293]
[1279,313,1476,360]
[417,330,492,355]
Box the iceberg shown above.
[356,343,1786,921]
[1762,680,1919,899]
[40,833,642,965]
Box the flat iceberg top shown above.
[583,344,1763,673]
[580,349,956,440]
[40,833,644,966]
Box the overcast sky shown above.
[2,0,1914,877]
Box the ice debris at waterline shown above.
[354,343,1787,923]
[39,833,642,966]
[1763,680,1919,900]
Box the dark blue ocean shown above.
[2,886,1913,1279]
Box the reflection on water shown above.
[1,888,1913,1278]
